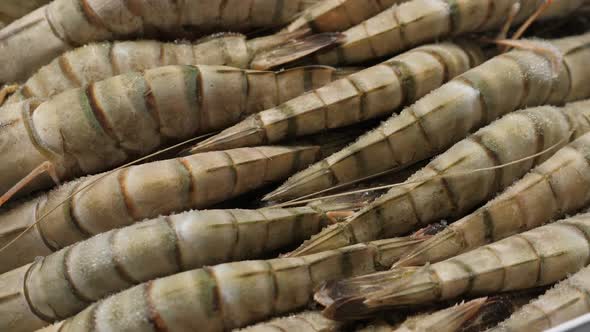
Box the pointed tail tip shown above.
[186,140,215,154]
[262,184,297,203]
[391,254,417,269]
[261,188,284,202]
[315,281,372,321]
[187,130,243,154]
[250,32,345,70]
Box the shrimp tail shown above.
[250,32,345,70]
[283,223,356,257]
[264,162,333,202]
[316,267,425,320]
[189,115,266,153]
[393,228,463,268]
[426,298,489,331]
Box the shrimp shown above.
[397,130,590,267]
[190,40,487,155]
[256,32,590,204]
[0,198,368,332]
[238,311,345,331]
[284,0,407,33]
[285,98,590,257]
[33,234,432,332]
[0,64,341,202]
[489,265,590,332]
[2,31,342,105]
[316,213,590,320]
[311,0,586,66]
[0,145,320,274]
[363,291,542,332]
[0,0,320,83]
[396,298,491,332]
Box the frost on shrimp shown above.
[0,145,321,274]
[0,0,321,83]
[3,31,343,105]
[285,98,590,258]
[0,64,340,201]
[397,128,590,267]
[311,0,586,66]
[32,233,433,332]
[0,197,369,332]
[317,213,590,320]
[489,265,590,331]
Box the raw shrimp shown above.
[489,266,590,332]
[384,291,541,332]
[397,130,590,267]
[3,31,342,104]
[0,64,340,201]
[395,298,490,332]
[284,0,407,33]
[312,0,586,66]
[259,32,590,203]
[0,145,320,274]
[190,40,486,154]
[286,99,590,257]
[34,234,431,332]
[0,198,367,332]
[0,0,320,83]
[316,213,590,320]
[238,311,345,331]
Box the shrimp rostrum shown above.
[316,213,590,320]
[0,64,340,202]
[34,234,432,332]
[0,194,373,332]
[0,0,320,83]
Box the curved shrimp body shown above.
[489,266,590,332]
[192,41,486,154]
[313,0,587,66]
[0,0,319,83]
[0,145,320,274]
[286,99,590,257]
[5,31,334,104]
[35,236,420,332]
[316,213,590,319]
[0,205,341,332]
[0,64,338,198]
[284,0,406,33]
[263,32,590,205]
[238,311,344,331]
[397,130,590,267]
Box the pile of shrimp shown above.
[1,1,590,331]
